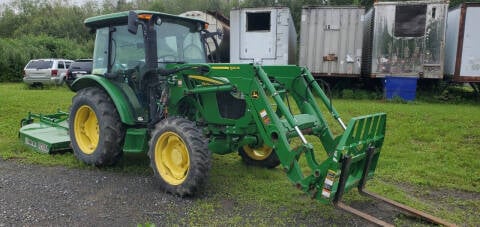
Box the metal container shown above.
[384,76,418,101]
[299,6,365,77]
[230,7,297,65]
[444,3,480,82]
[180,11,230,62]
[362,0,448,78]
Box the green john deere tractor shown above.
[18,11,455,226]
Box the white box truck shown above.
[230,7,297,65]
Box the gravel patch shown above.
[0,159,184,226]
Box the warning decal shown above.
[259,109,270,124]
[322,170,337,199]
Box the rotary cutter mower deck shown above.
[19,111,70,154]
[19,11,456,226]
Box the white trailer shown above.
[299,6,365,77]
[444,3,480,83]
[230,7,297,65]
[362,0,448,78]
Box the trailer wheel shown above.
[69,87,125,166]
[149,117,211,196]
[238,144,280,169]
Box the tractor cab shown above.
[86,10,207,76]
[73,11,210,124]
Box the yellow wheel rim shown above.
[74,105,99,155]
[243,144,273,161]
[154,132,190,185]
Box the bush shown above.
[339,88,382,100]
[341,89,355,99]
[0,35,92,82]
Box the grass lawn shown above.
[1,82,479,225]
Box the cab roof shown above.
[84,10,206,29]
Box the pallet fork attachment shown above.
[253,66,457,226]
[334,148,457,227]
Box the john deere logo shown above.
[211,66,240,70]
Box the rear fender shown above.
[70,75,136,125]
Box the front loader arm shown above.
[245,65,386,204]
[176,63,453,226]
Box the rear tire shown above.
[238,144,280,169]
[149,117,211,196]
[69,87,125,166]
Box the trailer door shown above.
[239,9,277,61]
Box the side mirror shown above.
[128,11,138,34]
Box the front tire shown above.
[149,117,211,196]
[69,87,125,166]
[238,144,280,169]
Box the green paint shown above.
[71,75,136,125]
[18,111,71,154]
[123,128,148,153]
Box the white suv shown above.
[23,59,73,86]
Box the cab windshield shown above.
[92,18,206,75]
[156,19,206,64]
